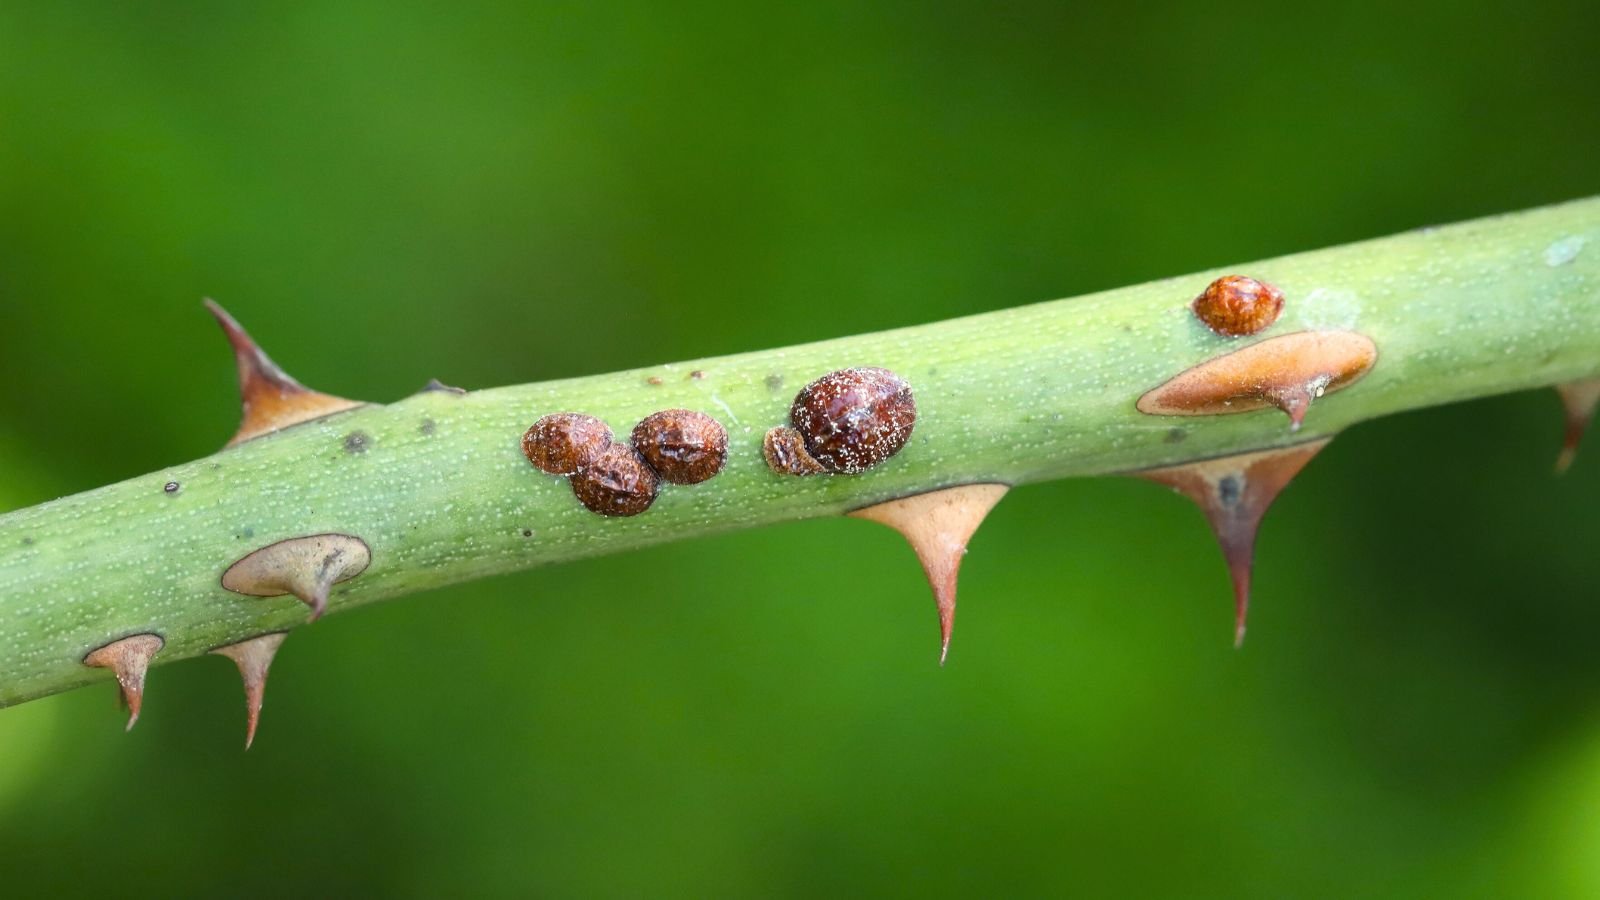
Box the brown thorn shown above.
[82,634,165,731]
[1555,379,1600,474]
[1139,440,1329,647]
[1137,331,1375,430]
[220,533,372,622]
[205,299,365,447]
[211,632,287,750]
[849,484,1009,665]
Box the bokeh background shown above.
[3,2,1599,897]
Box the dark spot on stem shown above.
[344,431,371,454]
[647,376,664,386]
[1218,475,1242,508]
[21,536,34,546]
[163,481,181,495]
[420,418,437,436]
[689,370,706,380]
[521,529,533,538]
[765,373,784,392]
[1164,428,1187,444]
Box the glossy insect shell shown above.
[1191,275,1284,337]
[789,367,916,473]
[522,413,613,475]
[570,444,659,516]
[631,409,728,485]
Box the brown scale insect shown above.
[524,408,727,517]
[522,413,613,475]
[1191,275,1284,337]
[764,366,916,475]
[631,409,728,485]
[570,443,660,517]
[761,427,827,476]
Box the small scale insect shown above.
[631,409,728,485]
[1191,275,1284,337]
[522,413,613,475]
[764,366,916,475]
[570,444,659,517]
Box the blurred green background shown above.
[2,1,1599,897]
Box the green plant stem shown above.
[3,198,1598,707]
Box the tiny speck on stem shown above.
[163,481,181,495]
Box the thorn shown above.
[1555,379,1600,474]
[420,378,466,395]
[1140,440,1328,646]
[82,634,164,731]
[220,533,372,622]
[205,299,365,447]
[211,632,287,749]
[1137,331,1376,430]
[1269,387,1313,432]
[848,483,1009,665]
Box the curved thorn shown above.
[1140,440,1329,646]
[83,634,164,731]
[220,533,372,623]
[1137,331,1376,431]
[1555,379,1600,474]
[211,632,287,750]
[420,378,467,395]
[849,484,1009,665]
[204,299,364,446]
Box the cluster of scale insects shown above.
[59,274,1600,747]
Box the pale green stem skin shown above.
[2,199,1598,707]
